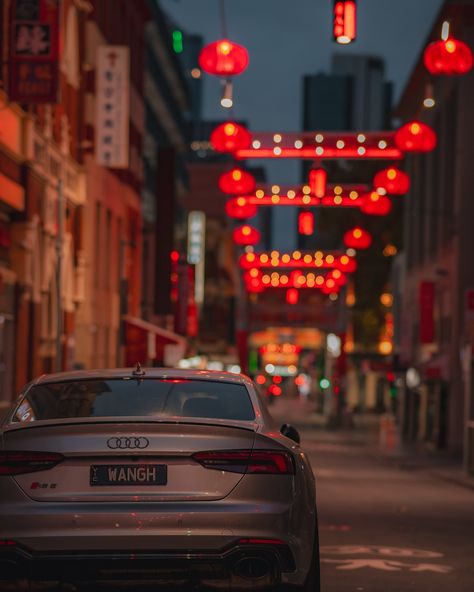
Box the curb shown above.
[429,470,474,492]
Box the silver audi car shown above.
[0,367,319,591]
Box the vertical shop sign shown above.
[96,46,130,168]
[187,211,206,305]
[8,0,60,103]
[419,281,435,344]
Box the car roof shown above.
[31,368,254,387]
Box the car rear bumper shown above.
[0,540,295,590]
[0,474,314,587]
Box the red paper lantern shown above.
[344,227,372,249]
[309,167,327,198]
[239,252,259,269]
[243,269,262,284]
[373,167,410,195]
[360,192,392,216]
[286,288,299,305]
[395,121,437,153]
[233,224,260,246]
[336,254,357,273]
[290,270,304,288]
[333,1,357,45]
[199,39,249,77]
[329,269,348,287]
[321,278,340,295]
[219,168,256,194]
[226,197,257,220]
[211,122,252,153]
[246,277,264,293]
[298,211,314,235]
[424,38,473,75]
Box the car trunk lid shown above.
[3,420,256,502]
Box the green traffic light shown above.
[172,30,184,54]
[319,378,330,390]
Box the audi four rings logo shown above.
[107,437,150,449]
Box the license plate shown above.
[90,464,167,486]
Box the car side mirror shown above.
[280,423,300,444]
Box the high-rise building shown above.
[331,54,393,130]
[300,54,398,408]
[303,73,353,131]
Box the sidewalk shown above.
[270,396,474,492]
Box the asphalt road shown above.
[272,398,474,592]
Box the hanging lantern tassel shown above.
[286,288,299,305]
[423,82,436,109]
[221,79,233,108]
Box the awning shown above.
[123,315,187,367]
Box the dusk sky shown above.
[161,0,444,247]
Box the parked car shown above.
[0,367,319,591]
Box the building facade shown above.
[1,0,87,409]
[395,0,474,471]
[0,0,194,407]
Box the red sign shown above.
[419,281,435,344]
[333,1,357,44]
[8,0,60,103]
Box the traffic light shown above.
[172,30,184,54]
[319,377,331,390]
[386,372,397,399]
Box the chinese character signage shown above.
[187,211,206,305]
[187,211,205,265]
[8,0,60,103]
[96,46,130,168]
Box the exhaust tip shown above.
[233,556,271,579]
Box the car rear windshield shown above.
[12,379,256,423]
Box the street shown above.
[272,399,474,592]
[2,0,474,590]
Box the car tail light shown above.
[0,451,64,476]
[193,449,294,474]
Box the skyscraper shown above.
[331,54,392,130]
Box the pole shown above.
[55,179,64,372]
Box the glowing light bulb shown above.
[224,123,236,135]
